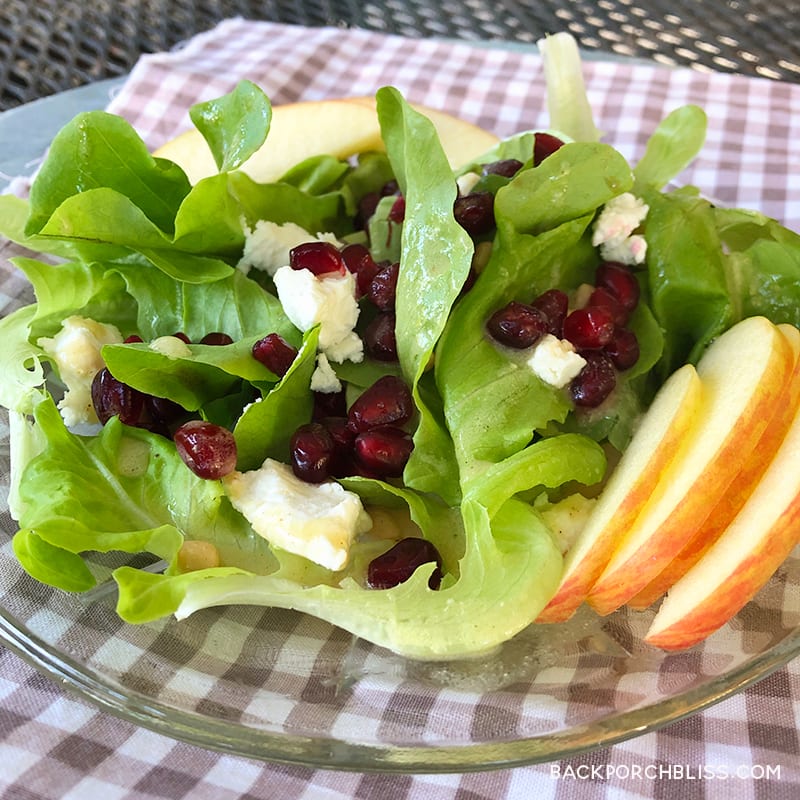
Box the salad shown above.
[1,35,799,661]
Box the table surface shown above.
[2,5,800,800]
[1,0,800,112]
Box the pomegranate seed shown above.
[354,426,414,477]
[454,192,495,237]
[340,243,380,297]
[570,353,617,407]
[289,241,347,277]
[562,306,616,350]
[200,331,233,346]
[533,132,565,166]
[91,368,145,426]
[381,179,400,196]
[252,333,298,377]
[312,388,348,420]
[124,334,143,343]
[367,537,443,590]
[321,415,356,449]
[367,262,399,311]
[364,312,398,361]
[595,261,640,312]
[319,416,357,477]
[356,192,380,229]
[173,420,238,479]
[289,422,335,483]
[587,286,629,326]
[347,375,414,433]
[172,332,191,344]
[487,301,549,349]
[147,395,185,426]
[482,159,523,178]
[388,195,406,223]
[530,289,569,337]
[605,327,640,370]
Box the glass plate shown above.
[1,83,800,774]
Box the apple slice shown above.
[645,329,800,649]
[535,363,702,623]
[154,96,499,185]
[627,323,800,610]
[586,316,794,616]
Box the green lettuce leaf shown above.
[641,188,734,375]
[110,262,293,342]
[634,105,707,191]
[714,207,800,326]
[376,87,478,503]
[26,111,191,237]
[0,305,47,413]
[14,397,272,589]
[537,32,601,143]
[189,80,272,173]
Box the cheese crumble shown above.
[223,459,372,571]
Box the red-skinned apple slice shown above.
[645,325,800,649]
[627,324,800,610]
[535,363,702,623]
[586,316,794,616]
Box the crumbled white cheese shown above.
[149,335,192,360]
[273,266,364,364]
[456,171,481,196]
[237,220,342,277]
[310,353,342,394]
[592,192,649,265]
[527,334,587,388]
[38,315,123,426]
[598,233,648,266]
[223,459,372,571]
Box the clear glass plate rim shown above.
[1,595,798,772]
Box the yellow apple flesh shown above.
[645,325,800,649]
[535,363,702,623]
[628,324,800,609]
[154,96,499,184]
[586,316,794,616]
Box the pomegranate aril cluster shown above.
[355,178,400,230]
[289,375,415,483]
[345,247,400,362]
[90,328,238,432]
[486,261,642,408]
[89,330,248,481]
[452,133,565,240]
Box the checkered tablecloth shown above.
[1,18,800,799]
